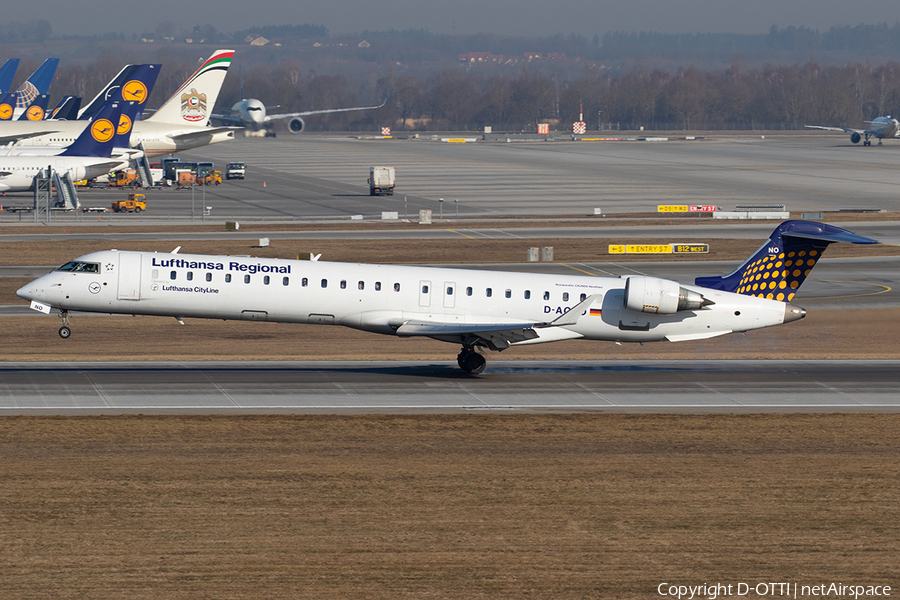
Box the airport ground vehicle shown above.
[111,193,146,213]
[225,162,245,179]
[368,166,394,196]
[109,169,141,188]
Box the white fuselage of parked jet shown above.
[0,155,124,192]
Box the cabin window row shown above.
[159,270,588,302]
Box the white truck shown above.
[368,166,395,196]
[226,162,246,180]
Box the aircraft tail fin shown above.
[112,101,140,148]
[49,95,81,120]
[60,100,123,158]
[18,94,49,121]
[146,50,234,125]
[0,92,16,120]
[694,220,878,301]
[78,64,161,120]
[15,58,59,108]
[0,58,20,93]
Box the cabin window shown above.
[563,292,569,302]
[422,284,429,294]
[543,291,550,301]
[321,279,328,288]
[375,281,381,291]
[206,273,212,282]
[186,272,193,281]
[340,280,347,289]
[394,283,400,292]
[244,275,251,284]
[580,293,587,302]
[505,289,511,298]
[302,277,308,287]
[466,287,473,296]
[486,288,492,297]
[170,271,176,280]
[283,277,289,286]
[447,286,453,295]
[358,281,365,290]
[524,290,531,299]
[263,276,270,285]
[225,274,232,283]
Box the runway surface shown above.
[1,360,898,415]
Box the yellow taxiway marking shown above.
[559,263,598,276]
[445,229,477,239]
[813,280,892,299]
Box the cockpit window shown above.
[57,261,100,273]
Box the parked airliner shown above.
[0,100,128,192]
[17,221,877,374]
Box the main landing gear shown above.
[58,310,71,339]
[457,347,486,375]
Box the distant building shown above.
[524,52,542,60]
[250,36,270,46]
[358,40,371,48]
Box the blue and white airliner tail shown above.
[694,220,879,301]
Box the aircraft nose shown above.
[783,302,806,324]
[16,282,34,301]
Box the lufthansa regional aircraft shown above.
[1,50,237,157]
[17,221,877,374]
[805,116,900,146]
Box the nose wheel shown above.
[58,310,72,339]
[457,347,486,374]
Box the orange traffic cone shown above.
[263,181,266,188]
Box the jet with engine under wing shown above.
[17,221,877,374]
[805,116,900,146]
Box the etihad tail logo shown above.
[91,118,115,143]
[122,80,149,103]
[0,103,12,120]
[26,105,45,121]
[117,114,133,135]
[181,88,207,122]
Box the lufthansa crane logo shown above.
[91,118,115,143]
[122,80,148,103]
[0,103,12,120]
[117,114,133,135]
[26,105,45,121]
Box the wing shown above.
[209,113,244,126]
[804,125,874,135]
[0,130,60,145]
[167,126,242,143]
[262,100,386,124]
[394,294,600,350]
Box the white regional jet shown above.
[1,50,238,157]
[17,221,877,373]
[0,100,128,192]
[805,116,900,146]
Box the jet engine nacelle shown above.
[288,117,305,133]
[850,132,861,144]
[624,276,712,314]
[67,165,87,181]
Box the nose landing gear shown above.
[58,310,71,339]
[457,347,486,374]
